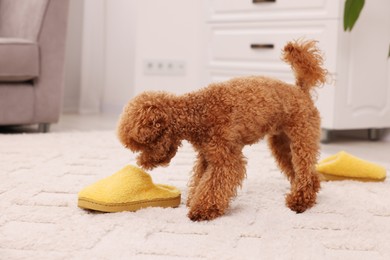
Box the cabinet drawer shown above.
[208,0,341,22]
[208,20,338,73]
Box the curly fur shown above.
[117,40,325,221]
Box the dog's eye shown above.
[145,118,164,129]
[146,121,160,128]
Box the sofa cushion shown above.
[0,38,39,82]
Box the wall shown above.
[78,0,106,114]
[102,0,137,114]
[133,0,206,96]
[63,0,83,113]
[63,0,105,114]
[63,0,205,115]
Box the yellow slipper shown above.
[316,151,387,182]
[78,165,181,212]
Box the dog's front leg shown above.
[187,152,208,207]
[188,148,246,221]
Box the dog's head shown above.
[117,92,180,170]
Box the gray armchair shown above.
[0,0,69,132]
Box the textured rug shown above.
[1,131,390,259]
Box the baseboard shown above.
[62,105,79,114]
[384,129,390,141]
[322,128,390,142]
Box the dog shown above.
[117,40,327,221]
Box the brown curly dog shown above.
[117,40,327,221]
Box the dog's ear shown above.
[136,105,168,143]
[143,105,168,129]
[117,92,171,152]
[117,103,141,151]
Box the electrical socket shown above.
[144,60,186,76]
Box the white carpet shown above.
[1,131,390,260]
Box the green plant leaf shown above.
[344,0,365,31]
[388,44,390,58]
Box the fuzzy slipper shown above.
[78,165,181,212]
[316,151,386,182]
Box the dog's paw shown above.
[188,205,224,221]
[286,190,317,213]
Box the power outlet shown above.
[144,60,186,76]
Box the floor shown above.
[1,113,390,164]
[3,126,390,259]
[0,113,119,133]
[1,113,390,259]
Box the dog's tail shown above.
[282,40,327,93]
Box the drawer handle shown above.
[250,44,274,49]
[252,0,276,3]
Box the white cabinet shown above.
[205,0,390,139]
[208,0,339,22]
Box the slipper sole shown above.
[319,172,386,182]
[78,195,181,213]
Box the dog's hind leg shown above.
[284,123,321,213]
[267,132,295,184]
[188,146,246,221]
